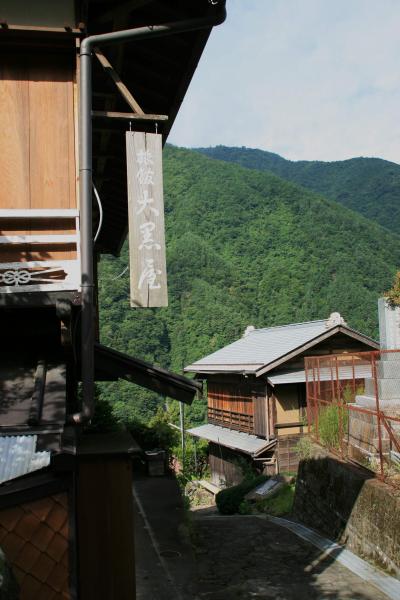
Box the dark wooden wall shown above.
[209,443,248,487]
[207,378,269,437]
[208,380,254,433]
[208,381,254,416]
[253,388,268,437]
[276,434,303,473]
[76,455,135,600]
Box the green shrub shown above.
[172,437,209,482]
[385,271,400,307]
[215,475,267,515]
[127,408,179,454]
[238,500,252,515]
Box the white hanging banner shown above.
[126,131,168,307]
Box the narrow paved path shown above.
[133,474,197,600]
[193,513,391,600]
[133,474,392,599]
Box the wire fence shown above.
[305,350,400,486]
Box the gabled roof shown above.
[184,317,378,377]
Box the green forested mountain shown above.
[98,145,400,424]
[196,146,400,235]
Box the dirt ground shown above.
[134,475,391,600]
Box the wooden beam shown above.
[0,209,79,218]
[0,234,78,244]
[93,47,145,115]
[92,110,168,121]
[0,24,82,34]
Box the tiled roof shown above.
[187,424,276,456]
[0,437,50,485]
[0,493,69,599]
[185,319,377,374]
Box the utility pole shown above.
[179,401,185,472]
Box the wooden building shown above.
[0,1,226,598]
[186,313,378,485]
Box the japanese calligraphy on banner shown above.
[126,132,168,307]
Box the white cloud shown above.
[168,0,400,163]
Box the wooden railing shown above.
[208,407,254,433]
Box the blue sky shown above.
[169,0,400,163]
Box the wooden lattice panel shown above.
[0,493,70,599]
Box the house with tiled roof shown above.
[185,313,378,486]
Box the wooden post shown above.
[126,132,168,307]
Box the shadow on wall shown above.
[293,453,400,578]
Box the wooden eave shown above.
[94,342,202,404]
[0,471,70,510]
[87,0,222,255]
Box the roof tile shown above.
[46,533,67,563]
[31,523,54,552]
[47,561,68,592]
[0,493,69,598]
[0,524,8,542]
[14,542,41,571]
[32,553,56,583]
[25,497,54,522]
[185,319,376,373]
[2,531,25,561]
[46,503,67,532]
[0,506,24,531]
[52,493,68,509]
[15,511,40,540]
[20,573,43,597]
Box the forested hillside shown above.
[196,146,400,235]
[98,145,400,424]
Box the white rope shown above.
[93,183,103,243]
[111,264,129,280]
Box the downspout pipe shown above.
[70,4,227,424]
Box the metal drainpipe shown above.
[70,5,227,424]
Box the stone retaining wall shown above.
[293,451,400,577]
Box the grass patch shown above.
[256,483,296,516]
[318,404,348,450]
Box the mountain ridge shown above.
[194,145,400,235]
[98,145,400,423]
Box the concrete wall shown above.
[294,452,400,577]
